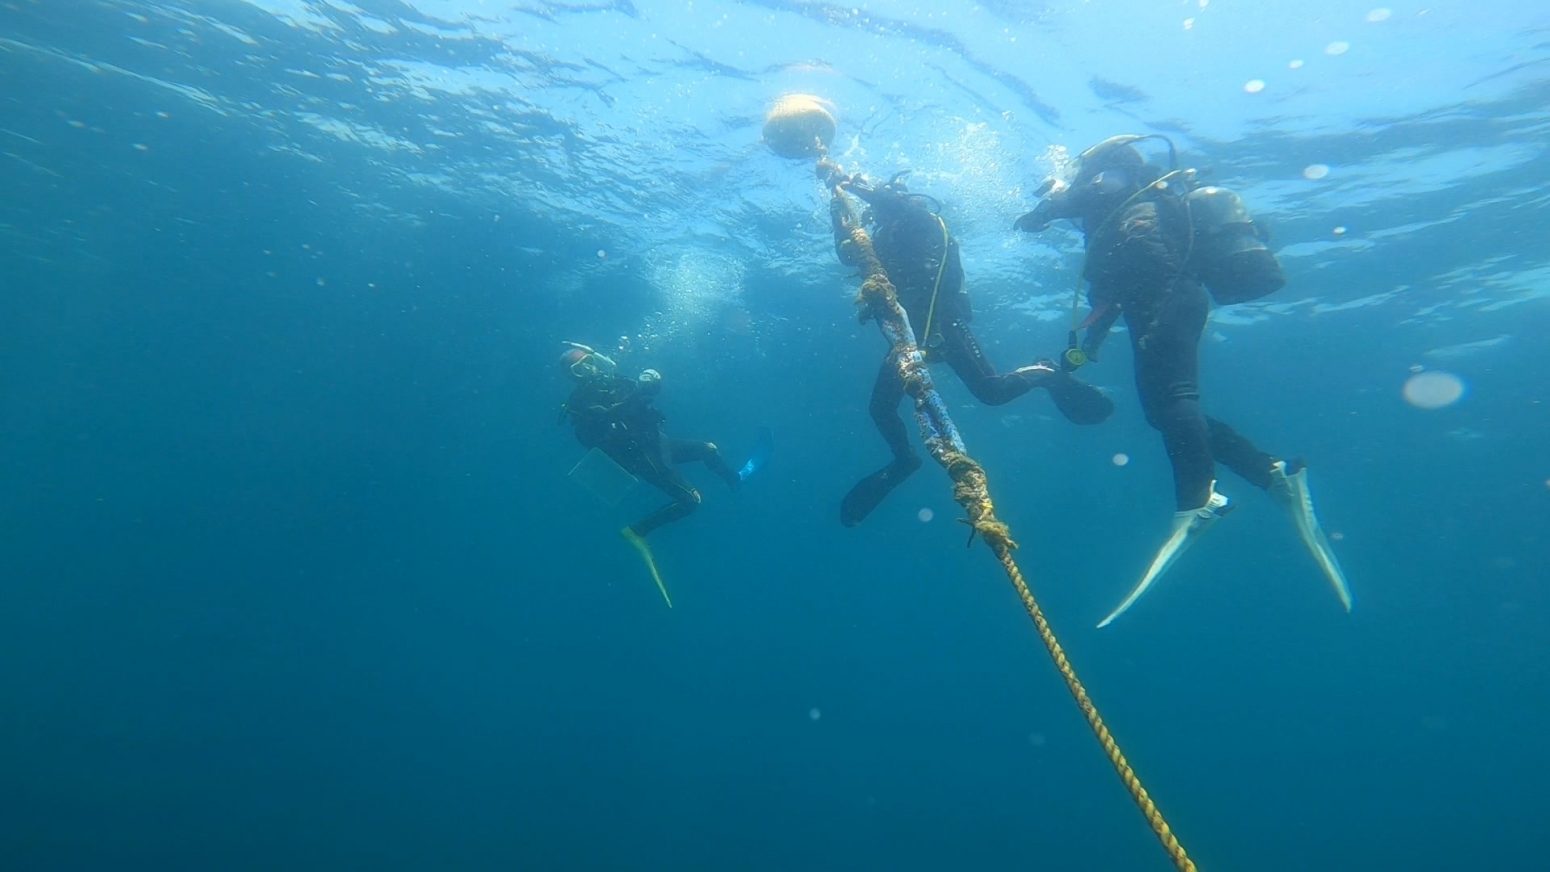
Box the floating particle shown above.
[1408,363,1424,374]
[596,249,607,259]
[1330,531,1346,542]
[1403,371,1465,410]
[1366,8,1392,23]
[1028,732,1047,747]
[1112,453,1130,467]
[1288,59,1305,70]
[917,508,934,523]
[1303,164,1331,180]
[1325,41,1351,55]
[808,707,822,721]
[1332,226,1347,236]
[1243,79,1266,94]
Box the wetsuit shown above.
[1079,193,1285,510]
[834,184,1113,526]
[564,373,739,536]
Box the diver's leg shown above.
[1206,418,1278,490]
[940,321,1114,424]
[627,465,702,537]
[1131,283,1215,511]
[1098,283,1227,629]
[840,354,921,526]
[670,439,740,489]
[938,321,1033,405]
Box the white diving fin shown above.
[1269,461,1353,612]
[1097,486,1230,629]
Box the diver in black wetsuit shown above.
[1013,135,1353,626]
[560,343,740,538]
[829,171,1114,527]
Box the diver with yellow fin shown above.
[559,342,769,607]
[1012,134,1353,627]
[825,169,1114,526]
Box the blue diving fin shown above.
[737,426,775,482]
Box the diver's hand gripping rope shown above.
[817,154,1197,872]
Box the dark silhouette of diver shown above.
[827,170,1114,527]
[559,342,742,540]
[1013,134,1353,626]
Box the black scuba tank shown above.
[1184,185,1286,304]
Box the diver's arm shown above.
[830,195,862,267]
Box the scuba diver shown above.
[559,341,770,606]
[1012,134,1353,627]
[825,169,1115,527]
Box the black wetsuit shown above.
[564,374,739,536]
[865,197,1050,453]
[834,186,1113,526]
[1079,193,1284,510]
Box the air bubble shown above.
[1403,371,1466,410]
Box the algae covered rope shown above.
[820,160,1197,872]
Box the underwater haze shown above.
[3,0,1548,869]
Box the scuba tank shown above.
[1184,185,1286,304]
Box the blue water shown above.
[3,1,1548,869]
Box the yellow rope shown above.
[919,214,951,346]
[821,159,1196,872]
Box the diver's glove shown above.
[1013,196,1065,233]
[830,197,862,267]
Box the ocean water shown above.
[2,1,1547,869]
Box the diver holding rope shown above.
[1014,135,1354,626]
[828,169,1113,526]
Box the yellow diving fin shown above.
[621,527,673,608]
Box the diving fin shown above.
[1097,486,1231,628]
[840,456,922,527]
[621,527,673,608]
[1268,461,1353,612]
[738,426,775,482]
[1044,371,1114,426]
[1014,365,1114,426]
